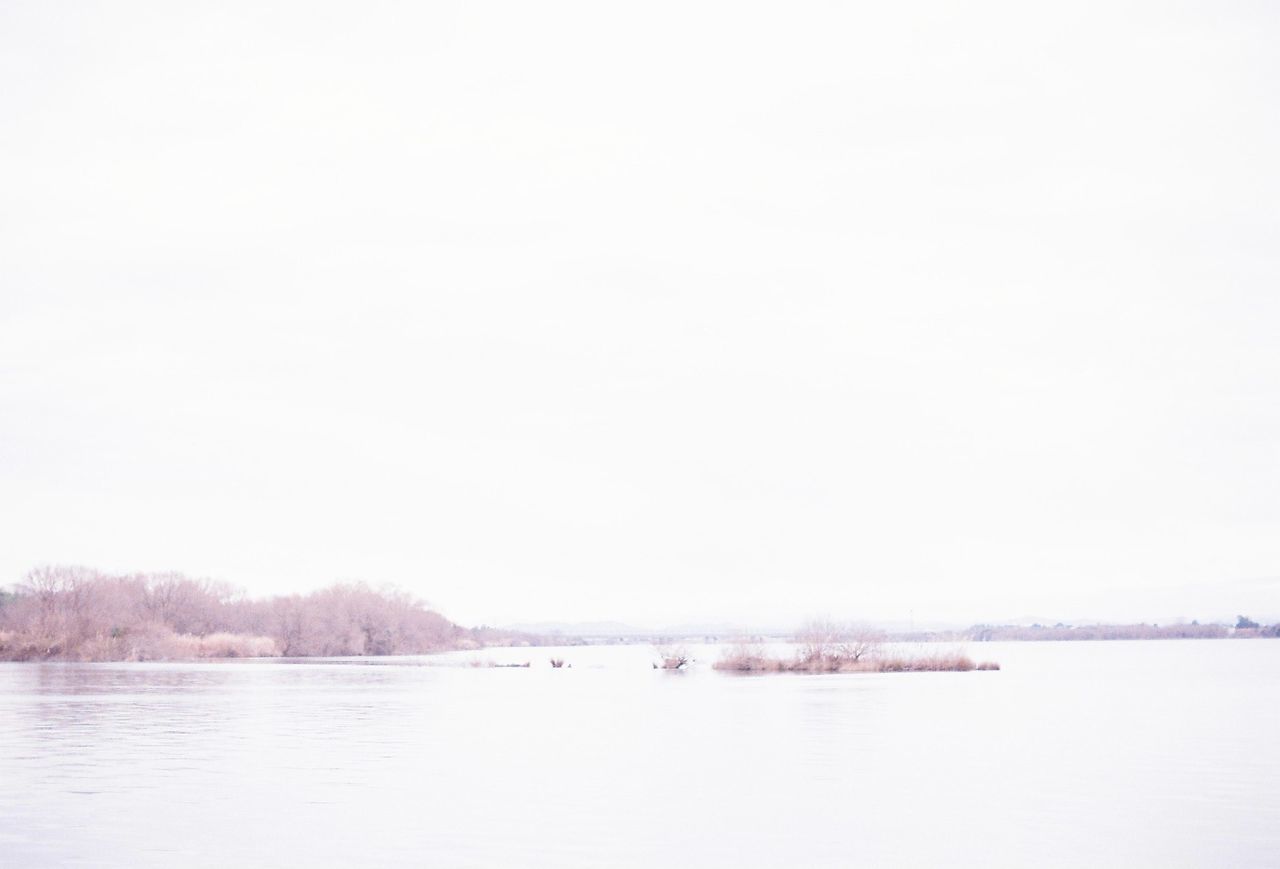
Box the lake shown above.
[1,640,1277,867]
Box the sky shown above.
[1,1,1278,628]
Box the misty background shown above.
[1,1,1277,629]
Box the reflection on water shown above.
[2,641,1278,868]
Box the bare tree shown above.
[654,644,691,669]
[0,566,469,661]
[795,618,883,669]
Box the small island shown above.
[710,620,999,673]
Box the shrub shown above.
[654,644,691,669]
[715,647,785,672]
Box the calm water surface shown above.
[2,640,1277,868]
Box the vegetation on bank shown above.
[0,566,497,662]
[927,618,1280,642]
[713,620,999,674]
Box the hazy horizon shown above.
[3,1,1278,630]
[5,563,1277,633]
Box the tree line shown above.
[0,565,485,661]
[934,620,1280,642]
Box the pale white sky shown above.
[2,1,1278,628]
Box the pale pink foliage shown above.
[0,566,463,661]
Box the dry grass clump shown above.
[0,624,279,662]
[197,632,279,658]
[86,627,279,661]
[874,651,975,672]
[0,629,59,662]
[714,643,786,672]
[76,625,196,662]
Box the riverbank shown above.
[0,566,531,662]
